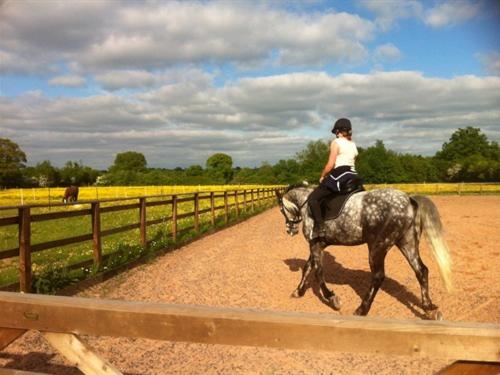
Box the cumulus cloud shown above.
[95,70,157,91]
[374,43,402,62]
[477,51,500,75]
[2,71,499,167]
[0,1,374,74]
[358,0,422,31]
[48,75,86,87]
[424,0,479,28]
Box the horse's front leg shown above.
[311,240,341,310]
[292,254,312,298]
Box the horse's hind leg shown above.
[354,243,390,316]
[397,231,442,320]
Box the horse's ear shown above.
[275,188,282,200]
[302,180,309,186]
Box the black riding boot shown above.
[309,185,332,240]
[311,223,326,240]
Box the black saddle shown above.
[310,178,365,220]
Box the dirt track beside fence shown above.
[1,195,499,374]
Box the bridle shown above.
[278,195,308,226]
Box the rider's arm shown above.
[319,140,339,183]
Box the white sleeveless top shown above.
[333,137,358,168]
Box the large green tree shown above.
[32,160,60,187]
[356,140,406,183]
[295,140,329,183]
[110,151,147,172]
[206,153,233,183]
[435,127,499,181]
[0,138,27,188]
[60,161,99,186]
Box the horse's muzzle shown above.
[286,224,299,236]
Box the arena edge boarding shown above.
[0,291,499,374]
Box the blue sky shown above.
[1,0,499,169]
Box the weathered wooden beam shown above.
[0,369,51,375]
[0,327,26,350]
[43,332,122,375]
[438,360,500,374]
[0,292,498,361]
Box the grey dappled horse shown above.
[276,184,452,320]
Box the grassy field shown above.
[0,185,281,291]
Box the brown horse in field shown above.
[63,186,79,203]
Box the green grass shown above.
[0,192,277,292]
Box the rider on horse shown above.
[309,118,360,240]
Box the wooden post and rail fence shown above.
[0,292,498,374]
[0,187,284,293]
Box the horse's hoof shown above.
[328,295,341,310]
[425,309,443,321]
[291,289,303,298]
[354,306,366,316]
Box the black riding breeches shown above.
[308,185,335,227]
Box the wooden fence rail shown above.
[0,292,498,375]
[0,187,284,293]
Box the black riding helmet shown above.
[331,118,352,134]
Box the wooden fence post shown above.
[172,195,178,242]
[139,197,147,248]
[251,189,255,211]
[194,193,199,233]
[234,191,239,217]
[18,206,31,293]
[210,192,215,227]
[243,190,247,212]
[257,189,261,205]
[91,202,102,267]
[224,191,228,224]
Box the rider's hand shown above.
[319,176,324,183]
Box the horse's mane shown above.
[284,182,310,194]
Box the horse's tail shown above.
[411,195,453,292]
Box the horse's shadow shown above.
[284,252,427,319]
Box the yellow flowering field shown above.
[0,185,283,207]
[365,183,499,195]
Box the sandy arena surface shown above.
[1,195,499,374]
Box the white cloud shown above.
[95,70,156,91]
[374,43,402,62]
[48,75,86,87]
[0,1,374,74]
[2,71,499,168]
[358,0,423,31]
[477,51,500,75]
[424,0,479,28]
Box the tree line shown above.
[0,127,498,188]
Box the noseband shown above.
[278,196,308,225]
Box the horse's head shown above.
[276,184,309,236]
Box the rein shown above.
[279,196,309,225]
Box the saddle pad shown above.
[322,189,362,220]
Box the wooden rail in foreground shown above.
[0,187,283,292]
[0,292,498,375]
